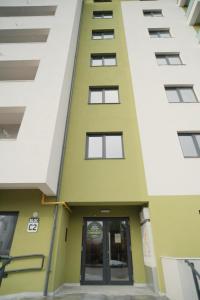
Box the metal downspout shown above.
[43,1,84,296]
[43,205,58,296]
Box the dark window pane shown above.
[0,213,18,255]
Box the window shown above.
[0,6,57,17]
[89,87,119,104]
[165,86,197,103]
[143,10,162,17]
[87,133,124,159]
[93,11,113,19]
[92,29,114,40]
[178,133,200,158]
[91,54,116,66]
[149,29,171,38]
[0,212,18,255]
[156,53,183,65]
[94,0,111,2]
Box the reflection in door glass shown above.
[0,213,18,255]
[108,220,129,281]
[85,221,103,281]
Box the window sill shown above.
[88,102,121,105]
[158,64,186,66]
[85,157,125,160]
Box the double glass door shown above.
[81,217,133,285]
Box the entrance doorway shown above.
[81,217,133,285]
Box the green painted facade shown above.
[0,190,54,294]
[60,0,147,205]
[149,197,200,291]
[1,0,200,297]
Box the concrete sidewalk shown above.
[0,285,170,300]
[53,285,169,300]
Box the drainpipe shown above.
[43,205,58,297]
[43,1,84,296]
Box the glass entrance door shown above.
[81,218,133,285]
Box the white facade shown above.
[162,257,200,300]
[0,0,82,195]
[122,0,200,196]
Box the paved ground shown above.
[24,296,169,300]
[20,296,168,300]
[0,285,170,300]
[55,285,159,297]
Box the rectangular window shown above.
[0,29,50,43]
[0,212,18,255]
[149,29,171,38]
[156,53,183,65]
[143,10,163,17]
[89,87,119,104]
[93,11,113,19]
[91,54,116,66]
[178,133,200,158]
[87,133,124,159]
[0,6,57,17]
[92,29,114,40]
[94,0,112,2]
[165,86,198,103]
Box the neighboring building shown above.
[0,0,200,298]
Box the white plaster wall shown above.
[162,257,200,300]
[162,258,183,300]
[122,0,200,196]
[179,259,200,300]
[0,0,82,195]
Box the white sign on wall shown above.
[115,233,121,244]
[27,217,39,233]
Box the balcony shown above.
[0,107,25,140]
[186,0,200,25]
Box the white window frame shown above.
[89,86,119,104]
[86,133,124,159]
[92,29,114,40]
[156,53,183,65]
[178,133,200,158]
[143,9,163,17]
[165,86,198,103]
[91,53,117,67]
[94,0,112,2]
[149,28,171,38]
[93,11,113,19]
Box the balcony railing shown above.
[185,260,200,300]
[162,257,200,300]
[0,254,45,287]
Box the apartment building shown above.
[0,0,200,299]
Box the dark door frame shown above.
[80,217,133,285]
